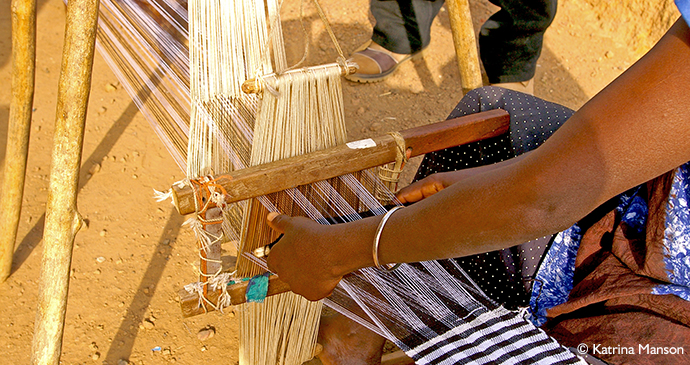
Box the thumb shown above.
[266,212,289,233]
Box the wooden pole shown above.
[172,109,510,215]
[30,0,100,362]
[0,0,37,282]
[445,0,483,93]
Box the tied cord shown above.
[153,180,188,205]
[184,281,215,313]
[252,0,355,93]
[189,175,229,214]
[376,132,408,202]
[311,0,352,75]
[183,272,272,312]
[253,74,280,98]
[186,176,228,300]
[209,272,237,312]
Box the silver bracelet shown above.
[372,206,404,272]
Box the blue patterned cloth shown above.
[530,163,690,326]
[529,224,581,326]
[653,163,690,300]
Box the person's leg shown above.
[370,0,444,55]
[480,0,557,85]
[346,0,443,83]
[416,86,574,179]
[316,308,387,365]
[415,86,574,308]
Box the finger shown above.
[266,212,288,233]
[420,182,443,199]
[397,180,438,203]
[396,182,423,203]
[396,189,421,204]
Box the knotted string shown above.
[376,132,409,202]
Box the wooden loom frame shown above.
[0,0,484,363]
[177,109,509,317]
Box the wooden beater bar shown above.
[172,109,510,215]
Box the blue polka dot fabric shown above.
[414,86,574,309]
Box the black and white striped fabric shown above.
[407,306,585,364]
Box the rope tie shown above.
[209,273,234,312]
[256,74,280,98]
[311,0,343,56]
[154,179,188,205]
[189,175,230,218]
[185,176,231,298]
[184,217,221,254]
[153,188,173,203]
[376,132,408,202]
[336,56,358,76]
[184,281,216,313]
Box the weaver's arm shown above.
[266,19,690,302]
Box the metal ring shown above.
[372,206,404,272]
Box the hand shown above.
[265,212,345,301]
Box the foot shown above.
[345,41,423,83]
[316,309,387,365]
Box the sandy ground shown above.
[0,0,680,364]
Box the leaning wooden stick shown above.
[446,0,483,93]
[0,0,37,283]
[30,0,99,363]
[172,109,510,215]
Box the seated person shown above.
[265,5,690,365]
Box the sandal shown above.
[345,41,424,83]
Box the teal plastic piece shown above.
[245,273,270,303]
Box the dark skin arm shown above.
[395,152,531,204]
[267,19,690,302]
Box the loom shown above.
[2,0,588,363]
[95,0,491,363]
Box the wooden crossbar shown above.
[180,274,291,317]
[172,109,510,215]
